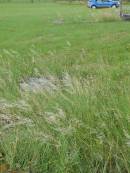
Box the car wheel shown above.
[111,4,117,8]
[91,5,96,9]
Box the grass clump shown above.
[1,72,130,172]
[90,9,121,22]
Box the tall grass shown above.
[1,51,130,173]
[0,2,130,172]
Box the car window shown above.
[102,0,107,1]
[96,0,102,2]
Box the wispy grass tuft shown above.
[1,72,130,172]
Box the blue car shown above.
[88,0,120,8]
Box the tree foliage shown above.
[0,0,83,3]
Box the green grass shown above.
[1,2,130,173]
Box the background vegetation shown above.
[0,0,83,3]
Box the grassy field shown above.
[1,2,130,173]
